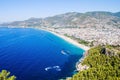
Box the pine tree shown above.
[0,70,16,80]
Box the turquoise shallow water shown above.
[0,27,84,80]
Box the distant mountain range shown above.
[1,11,120,28]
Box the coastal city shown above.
[50,27,120,46]
[0,0,120,80]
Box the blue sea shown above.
[0,27,84,80]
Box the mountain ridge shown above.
[1,11,120,28]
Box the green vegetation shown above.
[69,45,120,80]
[64,34,93,47]
[0,70,16,80]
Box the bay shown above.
[0,27,84,80]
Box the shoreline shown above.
[6,26,90,51]
[35,28,90,51]
[5,27,90,78]
[75,51,89,71]
[35,27,90,72]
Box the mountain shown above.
[1,11,120,28]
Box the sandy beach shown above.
[36,28,90,51]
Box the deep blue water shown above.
[0,27,84,80]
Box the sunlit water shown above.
[0,27,84,80]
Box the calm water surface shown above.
[0,27,84,80]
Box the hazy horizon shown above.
[0,0,120,22]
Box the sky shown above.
[0,0,120,22]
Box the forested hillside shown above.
[68,45,120,80]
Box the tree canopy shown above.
[69,45,120,80]
[0,70,16,80]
